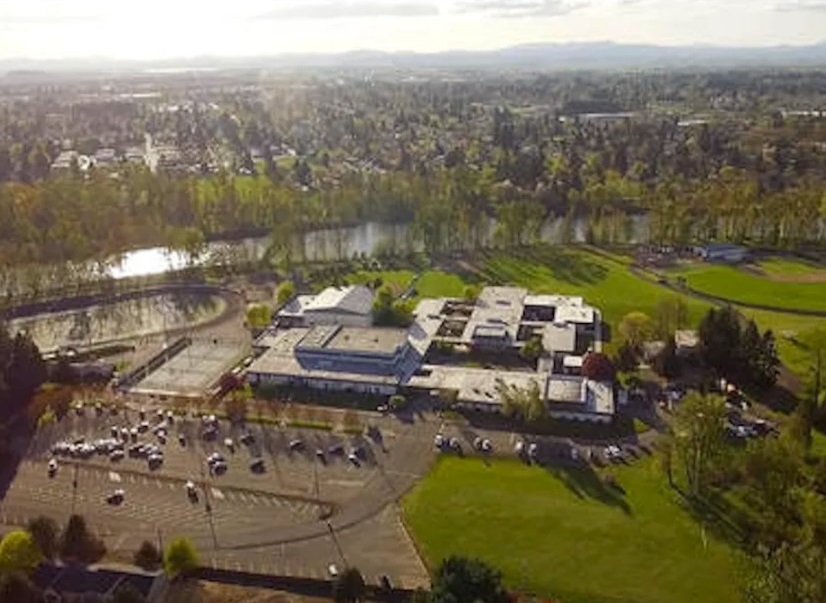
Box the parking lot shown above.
[5,403,434,586]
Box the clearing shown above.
[403,456,739,603]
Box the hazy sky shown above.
[1,0,825,60]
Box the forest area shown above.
[1,69,826,277]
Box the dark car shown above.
[249,458,266,473]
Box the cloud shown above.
[255,1,439,20]
[454,0,590,17]
[773,0,826,11]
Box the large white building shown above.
[250,285,615,422]
[277,285,374,328]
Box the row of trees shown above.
[0,321,46,422]
[698,306,780,391]
[662,390,826,603]
[0,513,199,603]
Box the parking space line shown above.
[210,488,224,500]
[109,472,121,483]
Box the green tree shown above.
[276,280,295,305]
[332,567,366,603]
[462,285,481,302]
[431,556,508,603]
[672,392,727,496]
[618,311,654,349]
[26,516,58,560]
[163,538,198,577]
[652,337,680,379]
[0,531,41,574]
[654,296,689,339]
[495,378,545,423]
[699,306,742,379]
[133,540,162,572]
[519,336,544,363]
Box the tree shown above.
[672,392,728,496]
[26,516,58,560]
[462,285,481,302]
[654,296,689,339]
[0,572,42,603]
[699,306,742,379]
[276,280,295,305]
[0,530,41,574]
[618,311,654,349]
[582,352,616,382]
[163,538,198,577]
[245,304,272,329]
[614,340,639,373]
[494,378,545,423]
[431,556,508,603]
[332,567,366,603]
[652,337,680,379]
[519,336,544,363]
[133,540,162,571]
[60,514,106,564]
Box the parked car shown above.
[47,459,58,477]
[249,457,266,473]
[289,439,304,451]
[106,489,125,505]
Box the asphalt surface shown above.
[1,398,649,588]
[2,405,437,587]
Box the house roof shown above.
[303,286,374,316]
[33,564,156,598]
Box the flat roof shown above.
[524,294,584,308]
[277,295,315,317]
[407,365,540,405]
[325,326,407,354]
[547,376,614,415]
[542,322,577,353]
[297,325,340,349]
[554,306,595,325]
[247,348,399,385]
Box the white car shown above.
[515,441,525,455]
[528,443,539,458]
[106,489,125,505]
[480,439,492,453]
[47,458,58,477]
[434,434,445,449]
[224,438,235,451]
[328,564,339,577]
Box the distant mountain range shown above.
[4,41,826,75]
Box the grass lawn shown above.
[478,246,710,346]
[414,270,469,299]
[666,264,826,312]
[742,308,822,378]
[757,257,826,279]
[345,270,416,295]
[404,457,740,603]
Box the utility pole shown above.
[201,462,218,549]
[70,463,79,514]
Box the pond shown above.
[9,291,227,352]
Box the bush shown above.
[388,394,407,411]
[0,530,42,573]
[134,540,162,571]
[163,538,199,577]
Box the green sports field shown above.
[404,457,739,603]
[756,257,826,279]
[667,264,826,313]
